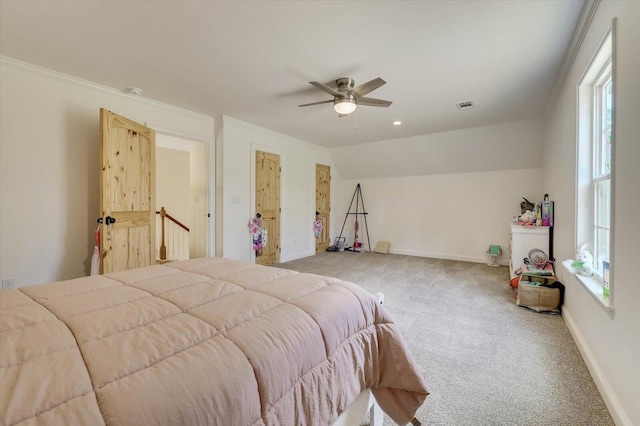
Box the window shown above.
[576,26,614,307]
[592,68,612,275]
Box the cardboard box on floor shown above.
[374,241,390,254]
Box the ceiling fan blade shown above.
[298,99,334,107]
[358,97,392,107]
[352,77,386,98]
[309,81,343,97]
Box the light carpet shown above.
[277,252,613,426]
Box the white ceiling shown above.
[0,1,584,148]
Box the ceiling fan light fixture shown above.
[334,96,357,115]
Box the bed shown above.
[0,257,428,425]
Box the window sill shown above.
[561,262,615,317]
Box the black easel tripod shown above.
[337,183,372,252]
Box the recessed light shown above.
[393,121,402,126]
[125,87,143,96]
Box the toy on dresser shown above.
[518,197,536,224]
[519,210,536,224]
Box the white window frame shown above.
[575,24,616,313]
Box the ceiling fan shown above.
[298,77,392,116]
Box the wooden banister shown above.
[156,207,190,260]
[155,209,190,232]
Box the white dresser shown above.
[509,224,551,278]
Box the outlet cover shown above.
[2,278,16,290]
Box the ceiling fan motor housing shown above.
[336,78,355,93]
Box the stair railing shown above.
[156,207,190,261]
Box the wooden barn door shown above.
[100,109,156,273]
[316,164,331,252]
[255,151,280,265]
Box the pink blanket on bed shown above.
[1,257,428,425]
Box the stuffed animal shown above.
[570,244,595,276]
[520,210,536,224]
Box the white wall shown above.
[216,117,334,263]
[0,58,214,286]
[336,170,541,263]
[332,118,542,180]
[156,147,190,224]
[330,119,545,263]
[542,2,640,424]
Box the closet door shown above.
[255,151,280,265]
[316,164,331,252]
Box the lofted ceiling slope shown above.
[0,1,584,148]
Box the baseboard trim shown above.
[280,251,315,263]
[284,249,511,266]
[562,308,632,426]
[387,249,508,266]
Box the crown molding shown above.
[543,0,601,119]
[0,55,213,123]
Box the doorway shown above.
[155,134,209,260]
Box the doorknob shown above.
[97,216,116,225]
[102,215,116,241]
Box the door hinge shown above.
[279,207,281,213]
[279,247,281,253]
[279,167,281,173]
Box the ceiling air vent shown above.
[456,101,474,110]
